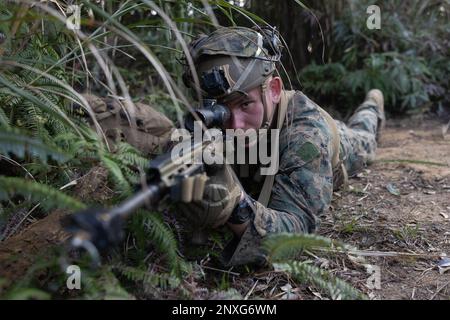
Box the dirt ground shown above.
[233,115,450,300]
[1,115,449,300]
[320,115,450,300]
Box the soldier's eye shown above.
[241,101,252,109]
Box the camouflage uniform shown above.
[80,27,383,268]
[180,29,382,266]
[81,91,381,268]
[222,91,381,266]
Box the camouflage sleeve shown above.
[222,93,334,267]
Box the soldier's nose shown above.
[230,112,246,130]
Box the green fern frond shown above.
[117,165,139,185]
[0,107,10,129]
[4,287,51,300]
[115,142,148,170]
[0,176,86,211]
[273,260,366,300]
[107,142,149,184]
[264,232,343,262]
[53,127,102,156]
[137,210,186,276]
[46,117,68,137]
[114,264,179,291]
[0,130,70,164]
[0,73,81,137]
[82,267,135,300]
[99,153,131,193]
[19,99,50,139]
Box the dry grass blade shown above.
[315,247,445,259]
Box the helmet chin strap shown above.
[253,78,275,151]
[260,78,275,130]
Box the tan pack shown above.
[82,94,174,156]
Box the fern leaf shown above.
[0,176,86,211]
[4,288,51,300]
[264,232,343,262]
[100,154,131,193]
[114,263,179,291]
[0,107,10,129]
[273,260,367,300]
[138,210,186,276]
[82,267,135,300]
[0,73,82,137]
[0,130,70,164]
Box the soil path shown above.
[318,116,450,300]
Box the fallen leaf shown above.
[438,267,450,275]
[438,258,450,268]
[280,283,301,300]
[280,283,292,292]
[437,258,450,274]
[386,183,400,196]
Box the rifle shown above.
[63,100,231,266]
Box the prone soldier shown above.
[77,26,385,268]
[175,26,385,266]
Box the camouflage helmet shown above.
[183,26,282,102]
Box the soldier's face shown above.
[223,77,282,131]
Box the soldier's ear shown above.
[268,76,282,104]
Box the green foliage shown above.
[264,232,337,261]
[3,287,52,300]
[81,266,136,300]
[251,0,449,115]
[101,142,149,193]
[264,233,366,300]
[0,129,70,164]
[0,176,86,211]
[128,210,187,277]
[0,0,210,300]
[273,261,366,300]
[301,51,438,114]
[115,263,180,291]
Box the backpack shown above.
[81,94,174,156]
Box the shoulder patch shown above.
[297,141,320,163]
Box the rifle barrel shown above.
[109,182,167,220]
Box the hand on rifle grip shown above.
[175,164,242,244]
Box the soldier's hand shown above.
[174,163,242,243]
